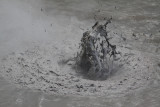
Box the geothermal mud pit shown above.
[0,20,157,97]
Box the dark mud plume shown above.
[76,18,121,80]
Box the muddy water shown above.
[0,75,160,107]
[0,0,160,107]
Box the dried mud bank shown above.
[0,23,159,97]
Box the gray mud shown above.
[0,0,160,107]
[0,23,157,96]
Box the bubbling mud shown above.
[76,18,121,80]
[0,21,156,96]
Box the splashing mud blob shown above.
[76,18,121,80]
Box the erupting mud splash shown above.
[76,18,121,80]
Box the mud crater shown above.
[0,21,156,96]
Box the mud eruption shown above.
[0,18,156,96]
[77,18,120,80]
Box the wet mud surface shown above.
[0,24,158,97]
[0,0,160,106]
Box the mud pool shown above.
[0,0,160,107]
